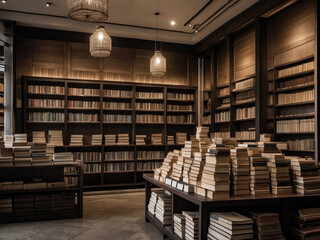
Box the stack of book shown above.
[0,198,12,214]
[154,151,179,182]
[263,153,292,195]
[230,147,250,196]
[250,155,270,195]
[182,156,193,185]
[167,135,174,145]
[155,192,172,225]
[208,212,253,240]
[196,126,210,140]
[171,155,184,182]
[0,147,13,167]
[32,131,46,143]
[176,132,187,145]
[51,192,75,211]
[151,133,162,145]
[91,134,102,145]
[14,133,27,144]
[4,135,14,148]
[258,142,279,153]
[48,130,63,146]
[188,143,204,187]
[52,152,73,165]
[181,138,199,158]
[105,134,116,145]
[31,143,51,166]
[35,194,51,212]
[250,212,284,239]
[183,211,199,240]
[291,208,320,239]
[14,195,34,213]
[201,147,230,198]
[46,144,55,160]
[136,135,146,145]
[259,133,272,142]
[289,157,320,194]
[13,146,32,166]
[148,190,162,215]
[117,133,130,145]
[174,213,186,239]
[70,134,83,146]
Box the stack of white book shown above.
[117,133,130,145]
[48,130,63,146]
[14,133,27,144]
[155,192,172,225]
[183,211,199,240]
[91,134,102,145]
[148,190,165,215]
[174,213,186,239]
[136,135,146,145]
[151,133,162,145]
[167,135,174,145]
[13,146,32,166]
[32,131,46,143]
[4,135,14,148]
[70,134,83,146]
[105,134,116,145]
[52,152,73,165]
[31,143,51,166]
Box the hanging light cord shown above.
[154,12,163,52]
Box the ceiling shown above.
[0,0,259,45]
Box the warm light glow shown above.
[46,2,52,7]
[98,32,103,40]
[150,51,166,76]
[170,21,176,26]
[156,57,161,64]
[67,0,108,22]
[90,26,112,57]
[2,0,6,3]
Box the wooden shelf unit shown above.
[22,76,197,190]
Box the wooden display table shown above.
[144,173,320,240]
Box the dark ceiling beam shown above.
[194,0,292,54]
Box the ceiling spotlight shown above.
[194,30,198,34]
[46,2,52,7]
[170,21,176,26]
[188,23,192,27]
[2,0,6,3]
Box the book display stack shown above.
[52,152,73,165]
[0,147,13,167]
[289,157,320,194]
[105,134,116,145]
[155,192,172,225]
[250,212,285,240]
[13,145,32,166]
[91,134,102,145]
[167,135,174,145]
[4,135,14,148]
[154,151,179,182]
[171,155,184,182]
[250,155,270,195]
[186,139,203,187]
[173,213,186,239]
[32,131,46,143]
[14,133,27,144]
[136,135,146,145]
[31,143,51,166]
[147,190,162,215]
[46,145,54,160]
[291,208,320,240]
[70,134,83,146]
[230,147,250,196]
[182,155,193,185]
[48,130,63,146]
[183,211,199,240]
[208,212,253,240]
[176,132,187,145]
[117,133,130,145]
[151,133,162,145]
[0,198,12,214]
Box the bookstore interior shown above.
[0,0,320,239]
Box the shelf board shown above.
[233,100,255,106]
[83,182,144,190]
[103,96,132,100]
[275,101,314,108]
[167,144,184,147]
[276,113,315,120]
[27,107,64,110]
[202,123,211,126]
[274,55,314,69]
[135,97,164,101]
[167,98,194,102]
[103,108,133,112]
[167,123,194,125]
[233,74,255,83]
[68,107,100,111]
[281,149,315,153]
[216,83,229,88]
[65,145,103,148]
[27,121,64,124]
[167,110,194,114]
[135,109,165,113]
[27,92,65,97]
[136,170,154,173]
[83,161,102,164]
[216,106,230,110]
[215,121,230,124]
[104,144,135,147]
[137,158,163,162]
[217,94,230,99]
[232,87,255,93]
[84,172,101,175]
[136,144,166,148]
[136,122,164,125]
[103,170,135,174]
[104,159,135,162]
[275,132,314,135]
[68,94,100,98]
[275,83,314,93]
[234,118,255,122]
[67,121,100,124]
[236,139,255,142]
[275,70,314,81]
[103,122,132,124]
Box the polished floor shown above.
[0,191,163,240]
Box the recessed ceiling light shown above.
[170,21,176,26]
[46,2,52,7]
[2,0,6,3]
[194,29,198,34]
[188,23,192,27]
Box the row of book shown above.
[276,118,315,133]
[0,83,3,92]
[212,132,230,138]
[136,114,163,123]
[135,102,164,110]
[105,134,129,145]
[68,88,100,96]
[236,106,255,120]
[73,152,102,162]
[103,102,131,109]
[277,61,314,78]
[136,161,162,170]
[84,163,101,173]
[215,111,230,122]
[103,114,132,123]
[202,115,211,125]
[28,85,65,94]
[68,113,98,122]
[105,151,134,160]
[167,92,194,100]
[287,139,315,151]
[136,91,163,99]
[137,151,166,160]
[278,75,314,90]
[28,99,64,108]
[218,97,230,108]
[104,162,134,172]
[277,89,314,105]
[103,89,132,97]
[167,104,193,111]
[235,89,255,103]
[234,78,255,91]
[28,112,65,122]
[68,100,100,108]
[219,87,229,96]
[167,114,194,124]
[235,130,256,141]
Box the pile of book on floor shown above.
[291,207,320,239]
[105,134,116,145]
[173,213,186,239]
[176,132,187,145]
[0,146,13,167]
[51,192,75,211]
[250,212,285,240]
[117,133,130,145]
[13,145,32,166]
[14,195,34,213]
[230,147,250,196]
[31,143,51,166]
[52,152,73,165]
[48,130,63,146]
[263,153,293,195]
[208,212,253,240]
[91,134,102,145]
[151,133,162,145]
[136,134,146,145]
[183,211,199,240]
[155,191,172,225]
[35,194,51,212]
[14,133,27,144]
[167,135,174,145]
[4,135,14,147]
[70,134,83,146]
[289,157,320,194]
[0,197,12,214]
[32,131,46,143]
[249,153,270,195]
[201,145,230,198]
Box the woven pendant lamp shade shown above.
[150,51,166,77]
[67,0,108,22]
[90,26,112,57]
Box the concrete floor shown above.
[0,192,163,240]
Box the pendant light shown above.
[90,25,112,57]
[150,12,166,77]
[67,0,108,22]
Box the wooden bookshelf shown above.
[22,76,197,190]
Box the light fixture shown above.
[1,0,6,3]
[150,12,166,77]
[67,0,108,22]
[46,2,52,7]
[170,21,176,26]
[90,25,112,57]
